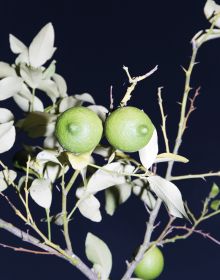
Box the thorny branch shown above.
[120,65,158,107]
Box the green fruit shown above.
[55,106,103,153]
[105,106,154,152]
[134,247,164,280]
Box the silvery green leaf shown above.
[85,232,112,280]
[133,182,156,210]
[43,163,63,183]
[88,105,108,121]
[29,23,56,68]
[53,73,67,97]
[204,0,220,27]
[43,60,56,80]
[0,62,16,78]
[9,34,27,54]
[0,108,14,123]
[30,178,52,209]
[211,200,220,210]
[29,159,44,176]
[209,183,219,199]
[105,182,132,216]
[67,152,91,170]
[155,153,189,163]
[0,76,23,101]
[0,178,8,192]
[75,93,95,104]
[59,96,79,112]
[0,121,16,154]
[36,150,60,165]
[86,162,126,194]
[38,79,59,103]
[148,175,188,219]
[43,136,59,149]
[15,49,29,65]
[0,169,17,185]
[93,146,111,158]
[20,64,43,88]
[78,194,102,222]
[17,112,56,138]
[139,129,158,169]
[13,84,44,112]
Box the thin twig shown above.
[157,87,170,153]
[182,87,200,133]
[171,171,220,181]
[120,65,158,107]
[0,242,57,255]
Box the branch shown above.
[157,87,170,153]
[182,87,200,134]
[162,225,220,247]
[171,171,220,181]
[0,218,98,280]
[62,169,80,254]
[120,65,158,107]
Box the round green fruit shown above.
[134,247,164,280]
[104,106,154,152]
[55,106,103,153]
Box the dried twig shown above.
[120,65,158,107]
[157,87,170,153]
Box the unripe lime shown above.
[134,247,164,280]
[105,106,154,152]
[55,106,103,153]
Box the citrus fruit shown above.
[134,246,164,280]
[105,106,154,152]
[55,106,103,153]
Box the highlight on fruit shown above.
[55,106,103,153]
[105,106,155,152]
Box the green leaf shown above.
[210,200,220,211]
[85,232,112,280]
[209,183,219,199]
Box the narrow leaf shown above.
[86,162,126,194]
[148,175,188,219]
[29,23,56,67]
[156,153,189,163]
[9,34,27,54]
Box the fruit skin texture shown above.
[105,106,155,152]
[134,246,164,280]
[55,106,103,153]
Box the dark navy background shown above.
[0,0,220,279]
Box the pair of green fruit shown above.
[55,106,155,154]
